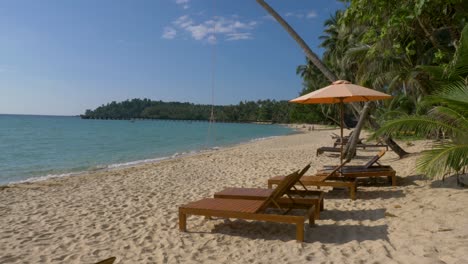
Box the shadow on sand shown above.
[397,174,428,186]
[322,188,405,200]
[204,218,388,243]
[430,173,468,189]
[319,208,386,221]
[190,208,389,243]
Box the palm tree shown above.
[255,0,338,82]
[374,25,468,182]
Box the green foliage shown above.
[81,98,324,124]
[295,0,467,177]
[374,25,468,178]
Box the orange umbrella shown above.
[290,80,391,163]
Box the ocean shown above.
[0,114,294,185]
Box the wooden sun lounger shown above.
[333,142,389,150]
[213,164,325,219]
[316,146,342,156]
[323,149,387,169]
[268,166,396,200]
[214,188,324,220]
[333,137,363,147]
[316,145,388,156]
[267,162,354,198]
[318,166,397,187]
[269,174,359,200]
[179,170,317,242]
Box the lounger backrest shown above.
[315,160,349,181]
[363,149,386,168]
[257,164,311,212]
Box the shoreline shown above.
[2,132,301,188]
[1,128,467,263]
[1,124,303,187]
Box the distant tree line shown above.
[81,98,327,123]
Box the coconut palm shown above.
[374,25,468,182]
[256,0,411,158]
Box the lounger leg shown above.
[296,222,304,242]
[350,185,356,200]
[268,182,272,189]
[320,199,324,211]
[309,205,316,227]
[392,174,396,186]
[179,211,187,232]
[314,200,322,219]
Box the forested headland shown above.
[81,98,328,124]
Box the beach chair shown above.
[318,166,397,187]
[333,141,389,150]
[316,144,388,156]
[332,137,363,147]
[269,152,396,199]
[322,149,387,169]
[213,164,325,220]
[316,146,342,156]
[179,170,317,242]
[318,149,396,187]
[331,130,354,139]
[268,162,362,200]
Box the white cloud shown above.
[281,10,317,20]
[226,33,252,41]
[262,15,275,21]
[207,35,217,44]
[162,27,177,39]
[175,0,190,9]
[307,11,317,19]
[173,15,194,28]
[166,15,257,43]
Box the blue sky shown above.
[0,0,345,115]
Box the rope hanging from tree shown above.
[206,0,217,148]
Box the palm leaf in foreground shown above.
[417,143,468,180]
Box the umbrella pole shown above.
[340,99,344,165]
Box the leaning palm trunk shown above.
[256,0,337,82]
[344,102,370,160]
[257,0,408,158]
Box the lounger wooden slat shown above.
[214,187,325,219]
[268,167,397,200]
[323,149,387,169]
[333,142,389,150]
[182,198,264,213]
[212,164,325,219]
[268,175,358,200]
[316,146,341,156]
[318,167,397,186]
[179,200,314,242]
[179,169,317,242]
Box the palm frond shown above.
[417,143,468,178]
[374,116,465,138]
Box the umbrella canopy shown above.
[289,80,391,164]
[290,80,392,104]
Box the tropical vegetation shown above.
[289,0,467,179]
[81,98,324,123]
[374,25,468,181]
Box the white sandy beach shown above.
[1,127,467,264]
